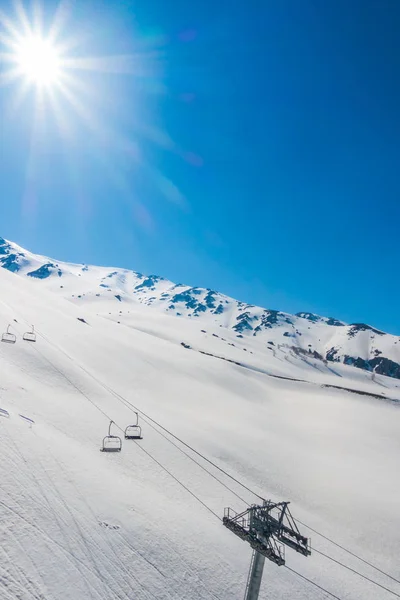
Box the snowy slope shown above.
[1,235,400,381]
[1,259,400,599]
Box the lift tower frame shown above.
[223,500,311,600]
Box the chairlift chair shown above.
[124,412,143,440]
[23,325,36,343]
[1,325,16,344]
[101,420,122,453]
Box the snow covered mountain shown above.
[0,241,399,600]
[1,235,400,380]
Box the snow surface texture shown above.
[1,236,400,380]
[0,241,399,600]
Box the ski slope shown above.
[0,266,400,600]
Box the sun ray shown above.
[56,78,105,136]
[21,86,45,221]
[13,0,32,38]
[32,0,44,37]
[47,0,71,45]
[63,51,161,76]
[0,12,25,45]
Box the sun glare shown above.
[15,35,62,86]
[0,2,70,95]
[0,2,177,220]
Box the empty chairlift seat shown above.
[101,420,122,453]
[2,325,16,344]
[125,412,143,440]
[23,325,36,343]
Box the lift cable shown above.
[30,327,400,591]
[297,521,400,586]
[102,382,263,501]
[285,566,343,600]
[33,327,252,507]
[132,410,250,505]
[313,549,400,598]
[133,442,221,522]
[68,364,400,598]
[101,385,400,592]
[27,339,222,523]
[99,383,251,505]
[38,325,263,505]
[80,381,400,598]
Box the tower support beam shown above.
[223,501,311,599]
[245,550,265,600]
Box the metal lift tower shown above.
[223,500,311,600]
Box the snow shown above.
[0,251,400,599]
[2,236,400,383]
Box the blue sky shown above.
[0,0,399,334]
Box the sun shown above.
[0,1,153,142]
[14,34,62,87]
[14,35,61,86]
[0,3,69,94]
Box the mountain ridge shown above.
[1,235,399,380]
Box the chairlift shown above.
[101,420,122,453]
[23,325,36,343]
[124,412,143,440]
[1,325,16,344]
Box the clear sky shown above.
[0,0,399,334]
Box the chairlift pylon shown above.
[1,324,16,344]
[101,420,122,453]
[124,412,143,440]
[23,324,36,343]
